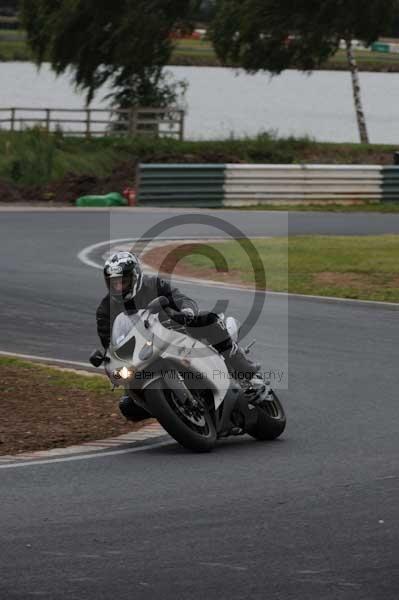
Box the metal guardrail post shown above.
[128,109,136,136]
[86,109,91,138]
[45,109,51,132]
[179,110,184,141]
[381,166,399,201]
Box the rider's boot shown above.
[119,394,152,423]
[222,343,261,380]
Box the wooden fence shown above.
[0,107,185,140]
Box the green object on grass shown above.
[371,42,390,53]
[76,192,127,207]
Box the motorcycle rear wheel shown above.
[144,379,217,452]
[246,390,286,441]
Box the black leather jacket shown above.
[96,274,198,349]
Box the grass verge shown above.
[0,37,32,61]
[0,357,150,456]
[156,236,399,303]
[0,129,397,188]
[0,130,135,186]
[0,130,398,206]
[234,202,399,213]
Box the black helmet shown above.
[104,252,143,301]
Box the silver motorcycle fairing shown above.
[105,309,232,410]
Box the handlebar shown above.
[164,307,190,323]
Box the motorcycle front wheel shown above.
[246,390,286,441]
[144,378,217,452]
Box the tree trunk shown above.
[345,38,369,144]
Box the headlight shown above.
[113,366,133,380]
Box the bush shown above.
[0,129,396,189]
[5,129,56,184]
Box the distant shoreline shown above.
[2,34,399,73]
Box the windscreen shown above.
[111,312,141,347]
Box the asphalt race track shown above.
[1,209,398,600]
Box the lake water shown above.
[1,62,399,143]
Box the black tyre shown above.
[144,379,217,452]
[246,390,286,441]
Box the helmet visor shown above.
[108,275,132,297]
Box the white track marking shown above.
[78,238,399,309]
[0,350,92,369]
[0,440,172,470]
[268,291,399,309]
[78,238,136,270]
[77,236,244,270]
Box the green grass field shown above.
[0,356,109,391]
[0,30,25,40]
[174,40,399,70]
[181,236,399,302]
[174,39,399,62]
[0,37,32,61]
[2,34,399,70]
[332,48,399,65]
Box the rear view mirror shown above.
[89,349,105,367]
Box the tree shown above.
[386,11,399,36]
[21,0,197,109]
[192,0,217,24]
[211,0,399,143]
[0,0,19,15]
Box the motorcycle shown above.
[90,296,286,452]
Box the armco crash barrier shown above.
[76,192,127,207]
[136,164,399,207]
[136,164,226,207]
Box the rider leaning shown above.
[96,251,259,420]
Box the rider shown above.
[96,251,260,421]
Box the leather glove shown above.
[165,307,195,325]
[180,308,196,322]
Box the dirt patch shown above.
[299,148,395,166]
[20,160,137,205]
[0,361,154,456]
[0,179,25,203]
[0,161,138,205]
[143,242,256,288]
[313,271,399,292]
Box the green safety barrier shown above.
[381,167,399,202]
[137,164,226,207]
[76,192,127,207]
